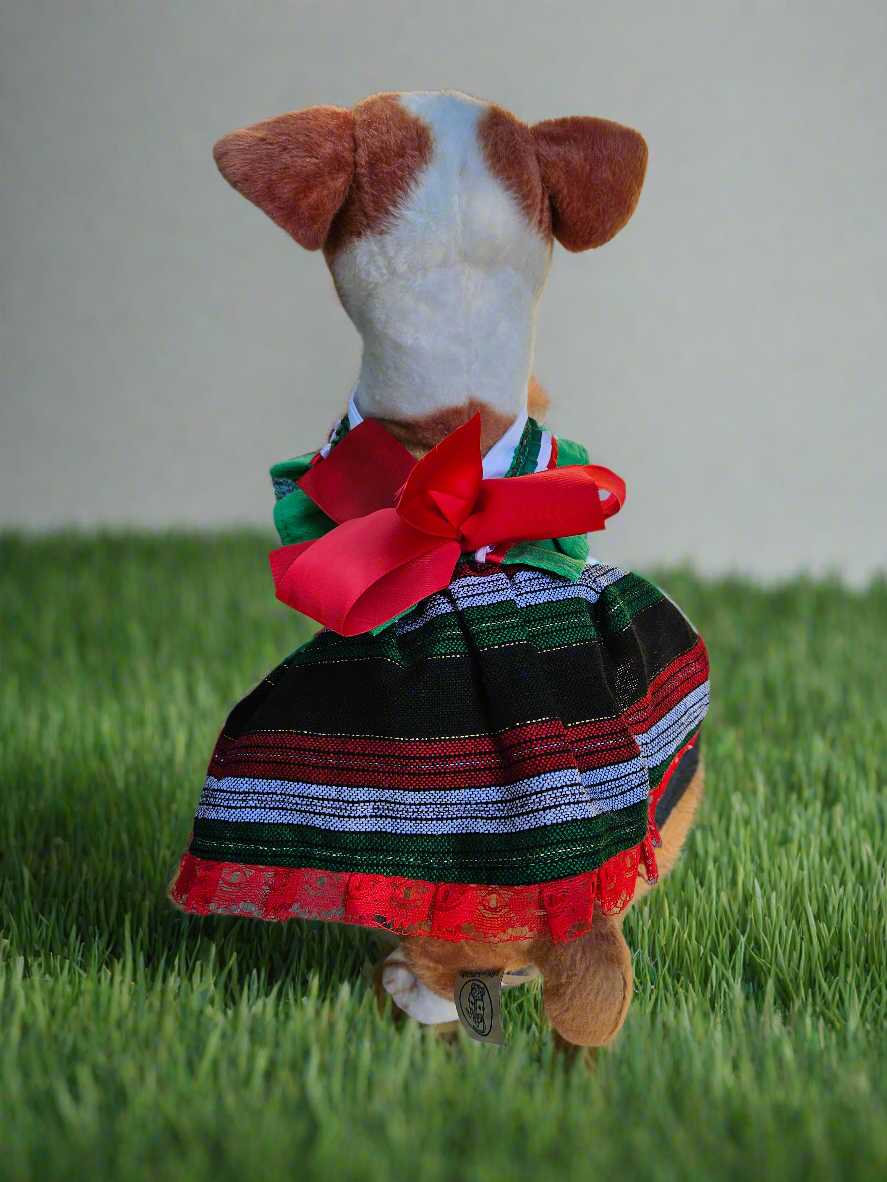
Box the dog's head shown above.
[213,90,647,433]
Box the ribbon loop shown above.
[584,464,626,519]
[271,413,625,636]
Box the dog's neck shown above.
[343,269,540,457]
[347,384,528,474]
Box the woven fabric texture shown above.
[171,551,709,942]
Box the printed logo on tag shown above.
[454,969,506,1046]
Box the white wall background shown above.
[2,0,885,583]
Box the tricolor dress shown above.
[170,399,710,944]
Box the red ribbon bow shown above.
[270,414,624,636]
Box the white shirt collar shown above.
[481,408,528,478]
[347,385,527,480]
[346,384,364,427]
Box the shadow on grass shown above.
[2,772,387,1007]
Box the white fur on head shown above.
[329,91,552,424]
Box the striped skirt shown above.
[170,560,709,943]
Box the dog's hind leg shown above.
[533,907,633,1047]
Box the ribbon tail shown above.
[341,541,462,635]
[271,509,461,636]
[269,541,315,589]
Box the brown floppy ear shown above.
[213,106,355,251]
[531,117,648,252]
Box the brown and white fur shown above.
[212,89,702,1047]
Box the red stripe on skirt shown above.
[171,738,698,944]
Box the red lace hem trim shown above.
[170,742,693,945]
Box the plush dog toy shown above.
[169,90,709,1048]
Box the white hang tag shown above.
[454,969,507,1046]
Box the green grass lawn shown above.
[1,532,885,1181]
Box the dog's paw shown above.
[379,946,459,1025]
